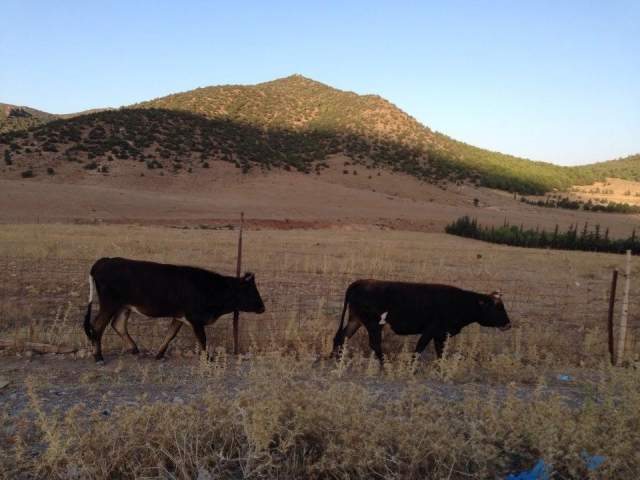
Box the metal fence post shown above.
[607,269,618,365]
[233,212,244,355]
[615,250,632,365]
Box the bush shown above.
[46,167,55,175]
[83,161,98,170]
[4,151,12,165]
[21,169,34,178]
[146,160,163,170]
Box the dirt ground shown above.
[2,157,639,237]
[0,353,591,421]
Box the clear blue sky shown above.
[1,1,638,165]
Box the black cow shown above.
[84,257,265,363]
[332,279,511,362]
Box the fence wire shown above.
[0,254,638,361]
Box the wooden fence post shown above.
[615,250,632,365]
[607,269,618,365]
[232,212,244,355]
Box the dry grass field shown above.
[570,178,640,205]
[1,223,639,478]
[3,159,640,237]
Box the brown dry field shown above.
[1,168,640,478]
[2,157,640,237]
[1,222,638,361]
[570,178,640,205]
[1,223,639,478]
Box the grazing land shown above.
[569,177,640,205]
[1,76,639,478]
[1,223,639,478]
[2,160,640,240]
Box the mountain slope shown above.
[0,103,57,133]
[0,75,638,194]
[574,154,640,182]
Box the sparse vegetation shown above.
[1,77,638,194]
[0,103,56,133]
[1,353,638,479]
[20,169,34,178]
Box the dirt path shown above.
[0,354,589,420]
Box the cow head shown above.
[238,272,266,314]
[477,291,511,331]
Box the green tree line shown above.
[520,196,640,214]
[445,216,639,254]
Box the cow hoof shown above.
[128,347,140,355]
[95,359,105,366]
[155,353,165,361]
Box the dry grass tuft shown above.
[1,352,639,479]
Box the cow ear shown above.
[490,291,503,304]
[242,272,255,282]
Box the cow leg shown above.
[156,318,183,360]
[364,322,384,363]
[90,308,116,363]
[111,308,139,354]
[332,311,363,357]
[415,325,439,357]
[434,334,447,359]
[190,322,208,358]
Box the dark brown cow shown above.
[332,279,511,362]
[84,257,265,363]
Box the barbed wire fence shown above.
[1,249,638,365]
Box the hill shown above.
[0,103,56,133]
[0,75,638,194]
[574,154,640,181]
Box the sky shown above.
[1,1,638,166]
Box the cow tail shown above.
[336,288,350,335]
[331,287,352,357]
[83,274,97,342]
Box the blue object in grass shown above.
[507,454,605,479]
[506,460,550,480]
[557,374,572,381]
[583,453,605,471]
